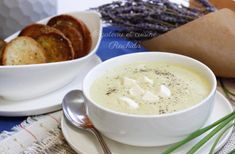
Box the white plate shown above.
[0,55,101,117]
[61,91,234,154]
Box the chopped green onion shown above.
[162,111,235,154]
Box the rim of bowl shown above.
[0,11,102,69]
[83,52,217,118]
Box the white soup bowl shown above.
[83,52,217,146]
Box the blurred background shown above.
[0,0,187,39]
[0,0,113,38]
[0,0,234,39]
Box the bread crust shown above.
[2,36,47,65]
[0,39,6,65]
[0,39,5,49]
[47,15,92,57]
[19,24,63,39]
[36,32,74,62]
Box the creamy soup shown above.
[90,62,211,115]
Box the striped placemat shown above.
[0,111,77,154]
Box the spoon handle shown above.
[88,127,112,154]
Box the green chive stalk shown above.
[209,123,235,154]
[187,114,235,154]
[220,79,235,97]
[162,111,235,154]
[228,148,235,154]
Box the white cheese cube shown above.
[129,84,145,96]
[144,76,154,85]
[119,96,139,109]
[123,77,137,87]
[142,91,159,103]
[159,85,171,97]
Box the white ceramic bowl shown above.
[0,11,102,101]
[83,52,217,147]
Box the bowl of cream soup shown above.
[83,52,217,146]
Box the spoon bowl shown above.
[62,90,92,128]
[62,90,111,154]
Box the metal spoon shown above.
[62,90,112,154]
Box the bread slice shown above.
[36,32,74,62]
[19,23,75,62]
[2,36,47,65]
[50,24,84,58]
[47,15,92,57]
[19,24,62,39]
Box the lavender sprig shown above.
[196,0,216,12]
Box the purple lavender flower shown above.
[95,0,215,41]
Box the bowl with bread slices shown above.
[0,11,102,101]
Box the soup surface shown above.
[90,62,211,115]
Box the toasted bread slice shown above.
[19,23,75,61]
[47,15,92,57]
[2,36,47,65]
[51,24,84,58]
[36,32,74,62]
[19,24,62,39]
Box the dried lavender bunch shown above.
[196,0,216,12]
[95,0,215,41]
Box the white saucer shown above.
[61,91,234,154]
[0,55,101,117]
